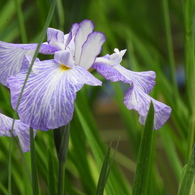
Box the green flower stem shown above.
[57,160,66,195]
[14,0,27,43]
[8,136,13,195]
[56,0,65,30]
[30,128,39,195]
[178,145,195,195]
[132,102,155,195]
[54,124,70,195]
[184,0,195,161]
[162,0,179,101]
[11,0,57,133]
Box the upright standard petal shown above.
[79,31,106,70]
[47,23,80,56]
[47,28,66,50]
[74,20,95,64]
[0,113,32,152]
[8,51,102,131]
[65,23,79,49]
[0,41,57,86]
[93,48,171,129]
[46,20,105,70]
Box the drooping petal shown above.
[139,104,172,130]
[8,56,101,131]
[124,83,172,130]
[93,62,127,82]
[74,20,94,64]
[0,41,57,86]
[0,113,32,152]
[79,31,106,69]
[94,61,156,94]
[114,65,156,94]
[93,48,171,129]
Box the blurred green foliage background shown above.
[0,0,194,195]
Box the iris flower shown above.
[93,48,172,130]
[0,19,171,132]
[0,113,31,152]
[7,20,105,131]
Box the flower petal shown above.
[124,84,172,130]
[93,49,156,93]
[65,23,79,49]
[95,48,126,67]
[47,28,65,50]
[79,31,106,69]
[94,48,171,129]
[114,65,156,94]
[54,50,75,68]
[139,104,172,130]
[94,63,156,94]
[74,20,94,64]
[8,58,101,130]
[0,113,32,152]
[0,41,57,86]
[93,63,127,82]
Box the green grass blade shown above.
[184,0,195,162]
[132,102,155,195]
[69,116,96,193]
[7,2,57,194]
[105,139,120,183]
[22,153,32,195]
[8,137,13,195]
[54,124,70,195]
[0,183,9,195]
[159,128,183,181]
[162,0,179,100]
[75,92,131,195]
[56,0,65,30]
[96,146,111,195]
[11,0,57,131]
[178,146,195,195]
[184,0,195,113]
[30,128,39,195]
[14,0,27,43]
[48,149,57,195]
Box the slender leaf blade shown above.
[48,149,57,195]
[178,146,195,195]
[132,102,155,195]
[30,128,39,195]
[96,146,111,195]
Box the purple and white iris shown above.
[0,19,171,142]
[0,113,31,152]
[7,20,105,131]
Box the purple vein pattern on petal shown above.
[8,52,102,131]
[0,113,32,152]
[0,41,57,86]
[93,49,156,93]
[124,83,171,130]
